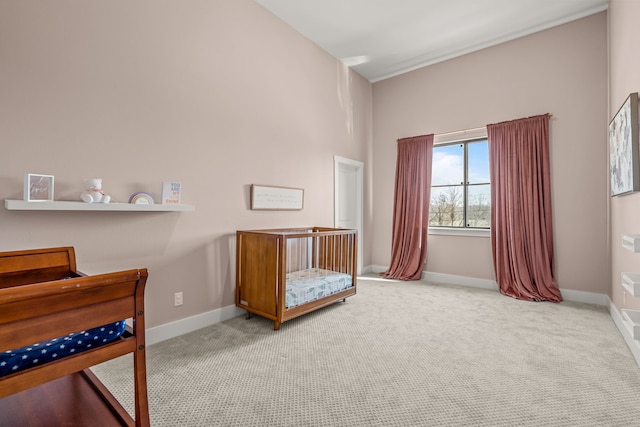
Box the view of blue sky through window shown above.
[430,139,491,228]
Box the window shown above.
[429,137,490,229]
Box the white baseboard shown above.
[422,271,499,292]
[559,288,609,306]
[361,264,376,275]
[146,304,245,345]
[366,265,497,290]
[364,265,607,305]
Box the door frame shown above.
[334,156,364,275]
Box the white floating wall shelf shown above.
[622,234,640,253]
[622,309,640,340]
[622,272,640,297]
[4,200,195,212]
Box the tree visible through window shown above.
[429,138,491,228]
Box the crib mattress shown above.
[0,321,126,377]
[286,268,353,308]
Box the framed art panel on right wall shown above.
[610,92,639,196]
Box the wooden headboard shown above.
[0,246,78,288]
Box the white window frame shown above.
[429,127,490,238]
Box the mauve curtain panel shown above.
[381,134,434,281]
[487,114,562,302]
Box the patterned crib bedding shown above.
[0,321,126,377]
[286,268,353,308]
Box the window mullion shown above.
[463,143,468,227]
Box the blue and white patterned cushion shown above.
[285,268,353,308]
[0,321,126,377]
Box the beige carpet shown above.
[93,276,640,426]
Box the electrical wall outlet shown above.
[174,291,183,307]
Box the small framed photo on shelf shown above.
[24,173,54,202]
[162,181,181,204]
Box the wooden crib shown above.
[0,246,149,426]
[236,227,357,330]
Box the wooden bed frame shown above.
[236,227,357,330]
[0,247,150,427]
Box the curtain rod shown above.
[436,113,553,137]
[436,126,485,138]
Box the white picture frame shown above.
[250,184,304,210]
[24,174,54,202]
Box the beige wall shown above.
[609,0,640,311]
[0,0,372,328]
[372,13,609,294]
[0,1,617,334]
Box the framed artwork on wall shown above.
[250,184,304,210]
[610,92,639,196]
[23,174,54,202]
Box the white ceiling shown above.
[255,0,608,82]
